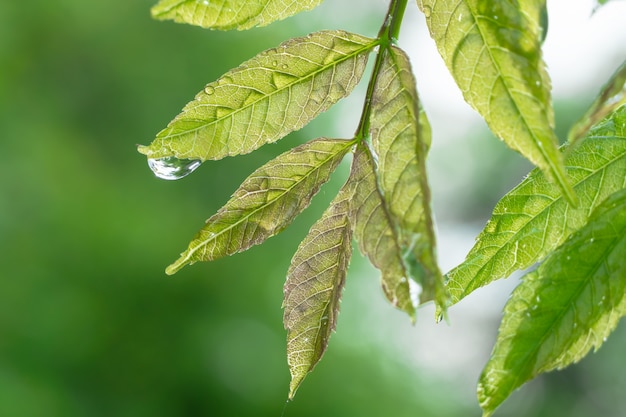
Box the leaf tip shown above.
[288,376,304,401]
[435,306,448,324]
[165,253,190,275]
[149,0,175,20]
[136,144,150,156]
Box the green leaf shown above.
[369,46,447,310]
[478,188,626,417]
[283,183,353,399]
[568,59,626,147]
[417,0,575,203]
[348,145,416,319]
[151,0,324,30]
[138,30,376,161]
[166,138,352,274]
[447,105,626,305]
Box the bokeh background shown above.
[2,0,626,416]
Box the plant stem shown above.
[381,0,409,44]
[354,0,409,140]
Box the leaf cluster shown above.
[139,0,626,414]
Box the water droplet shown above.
[281,63,288,69]
[147,156,201,180]
[204,86,215,95]
[493,14,499,20]
[423,6,432,18]
[589,237,595,243]
[272,60,278,67]
[535,80,541,87]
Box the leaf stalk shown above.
[355,0,409,140]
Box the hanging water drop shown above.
[147,156,202,180]
[204,86,215,95]
[423,6,432,18]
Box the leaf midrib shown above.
[360,144,415,314]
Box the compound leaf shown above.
[478,188,626,416]
[447,105,626,305]
[349,145,416,319]
[418,0,575,202]
[138,30,375,161]
[151,0,324,30]
[166,138,352,274]
[370,46,447,310]
[283,182,353,399]
[568,59,626,147]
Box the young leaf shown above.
[369,46,447,310]
[478,188,626,417]
[166,138,352,274]
[138,30,376,161]
[568,59,626,147]
[349,145,416,319]
[447,105,626,305]
[283,183,353,399]
[417,0,575,202]
[151,0,324,31]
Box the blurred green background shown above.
[2,0,625,416]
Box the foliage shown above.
[139,0,626,414]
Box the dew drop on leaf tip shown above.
[147,156,202,180]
